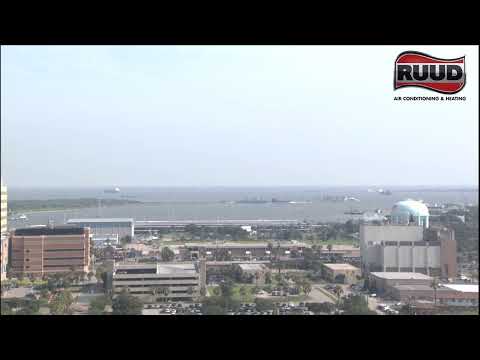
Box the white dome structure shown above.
[391,199,430,228]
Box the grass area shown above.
[231,284,256,303]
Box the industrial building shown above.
[112,261,206,302]
[369,272,433,294]
[360,224,456,278]
[9,225,91,277]
[67,218,134,239]
[322,263,361,284]
[360,200,456,279]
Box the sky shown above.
[1,45,478,187]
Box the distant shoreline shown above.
[8,198,142,215]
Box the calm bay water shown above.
[7,186,478,228]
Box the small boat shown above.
[104,187,121,193]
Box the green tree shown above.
[239,286,247,299]
[333,285,344,308]
[212,287,221,296]
[265,272,272,284]
[88,295,112,315]
[120,235,132,246]
[112,290,143,315]
[160,247,175,262]
[327,244,333,253]
[219,279,234,298]
[302,280,312,298]
[341,294,376,315]
[50,289,74,315]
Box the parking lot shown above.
[143,302,203,315]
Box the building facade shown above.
[1,178,7,234]
[67,218,134,239]
[391,283,478,307]
[1,235,8,281]
[10,225,91,277]
[360,224,456,279]
[369,272,433,294]
[322,263,361,284]
[112,262,205,302]
[1,179,8,280]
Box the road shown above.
[306,285,336,304]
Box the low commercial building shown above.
[235,263,269,285]
[184,241,308,261]
[391,283,478,307]
[91,234,119,248]
[369,272,433,294]
[9,225,91,277]
[322,263,361,284]
[112,261,206,302]
[67,218,134,240]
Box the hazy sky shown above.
[1,45,478,187]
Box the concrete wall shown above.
[360,225,423,248]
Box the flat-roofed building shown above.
[391,283,478,307]
[235,263,269,285]
[322,263,361,284]
[184,241,308,261]
[91,234,119,248]
[67,218,134,240]
[10,225,91,277]
[112,262,205,302]
[369,272,433,294]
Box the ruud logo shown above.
[394,51,465,94]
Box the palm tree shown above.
[302,281,312,298]
[254,272,260,287]
[431,277,439,306]
[333,285,344,308]
[318,245,323,254]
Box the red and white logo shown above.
[394,51,465,94]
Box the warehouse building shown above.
[369,272,433,294]
[9,225,91,277]
[391,283,478,307]
[67,218,134,240]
